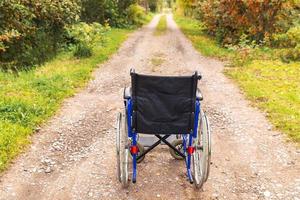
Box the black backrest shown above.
[131,71,199,134]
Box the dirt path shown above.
[0,14,299,200]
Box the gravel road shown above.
[0,14,299,200]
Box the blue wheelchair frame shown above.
[124,97,201,183]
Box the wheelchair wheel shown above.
[116,111,130,188]
[204,113,211,182]
[192,110,211,189]
[169,139,185,160]
[116,113,121,182]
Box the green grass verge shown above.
[145,12,155,24]
[155,15,167,36]
[174,15,233,58]
[175,15,300,144]
[0,28,132,172]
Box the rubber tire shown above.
[119,111,129,188]
[116,113,121,182]
[192,110,211,189]
[169,139,185,160]
[203,112,211,182]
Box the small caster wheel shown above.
[169,139,184,160]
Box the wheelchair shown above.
[116,69,211,189]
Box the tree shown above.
[192,0,295,44]
[0,0,80,70]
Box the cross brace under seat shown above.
[136,135,186,160]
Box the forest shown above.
[176,0,300,62]
[1,0,299,70]
[0,0,165,71]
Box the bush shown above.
[148,0,163,12]
[272,25,300,62]
[0,0,80,70]
[126,4,148,27]
[74,44,93,58]
[195,0,296,45]
[281,46,300,62]
[81,0,121,26]
[273,26,300,48]
[0,0,150,70]
[80,0,142,27]
[67,22,110,58]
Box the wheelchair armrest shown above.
[196,88,203,101]
[124,86,132,99]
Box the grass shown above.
[155,15,167,36]
[174,16,233,58]
[0,28,132,172]
[150,53,165,72]
[145,12,155,24]
[151,57,164,66]
[175,15,300,144]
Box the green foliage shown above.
[0,0,80,70]
[273,26,300,48]
[127,4,148,26]
[0,28,132,172]
[204,0,291,43]
[73,44,93,58]
[67,22,110,58]
[273,26,300,61]
[81,0,121,26]
[176,0,300,62]
[174,15,231,58]
[175,0,197,16]
[176,0,298,45]
[68,22,109,47]
[80,0,150,27]
[0,0,152,70]
[148,0,164,12]
[281,46,300,62]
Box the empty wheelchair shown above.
[116,69,211,188]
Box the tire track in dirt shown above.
[0,14,299,200]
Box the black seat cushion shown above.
[131,72,198,134]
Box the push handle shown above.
[198,74,202,80]
[195,71,202,80]
[130,68,135,75]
